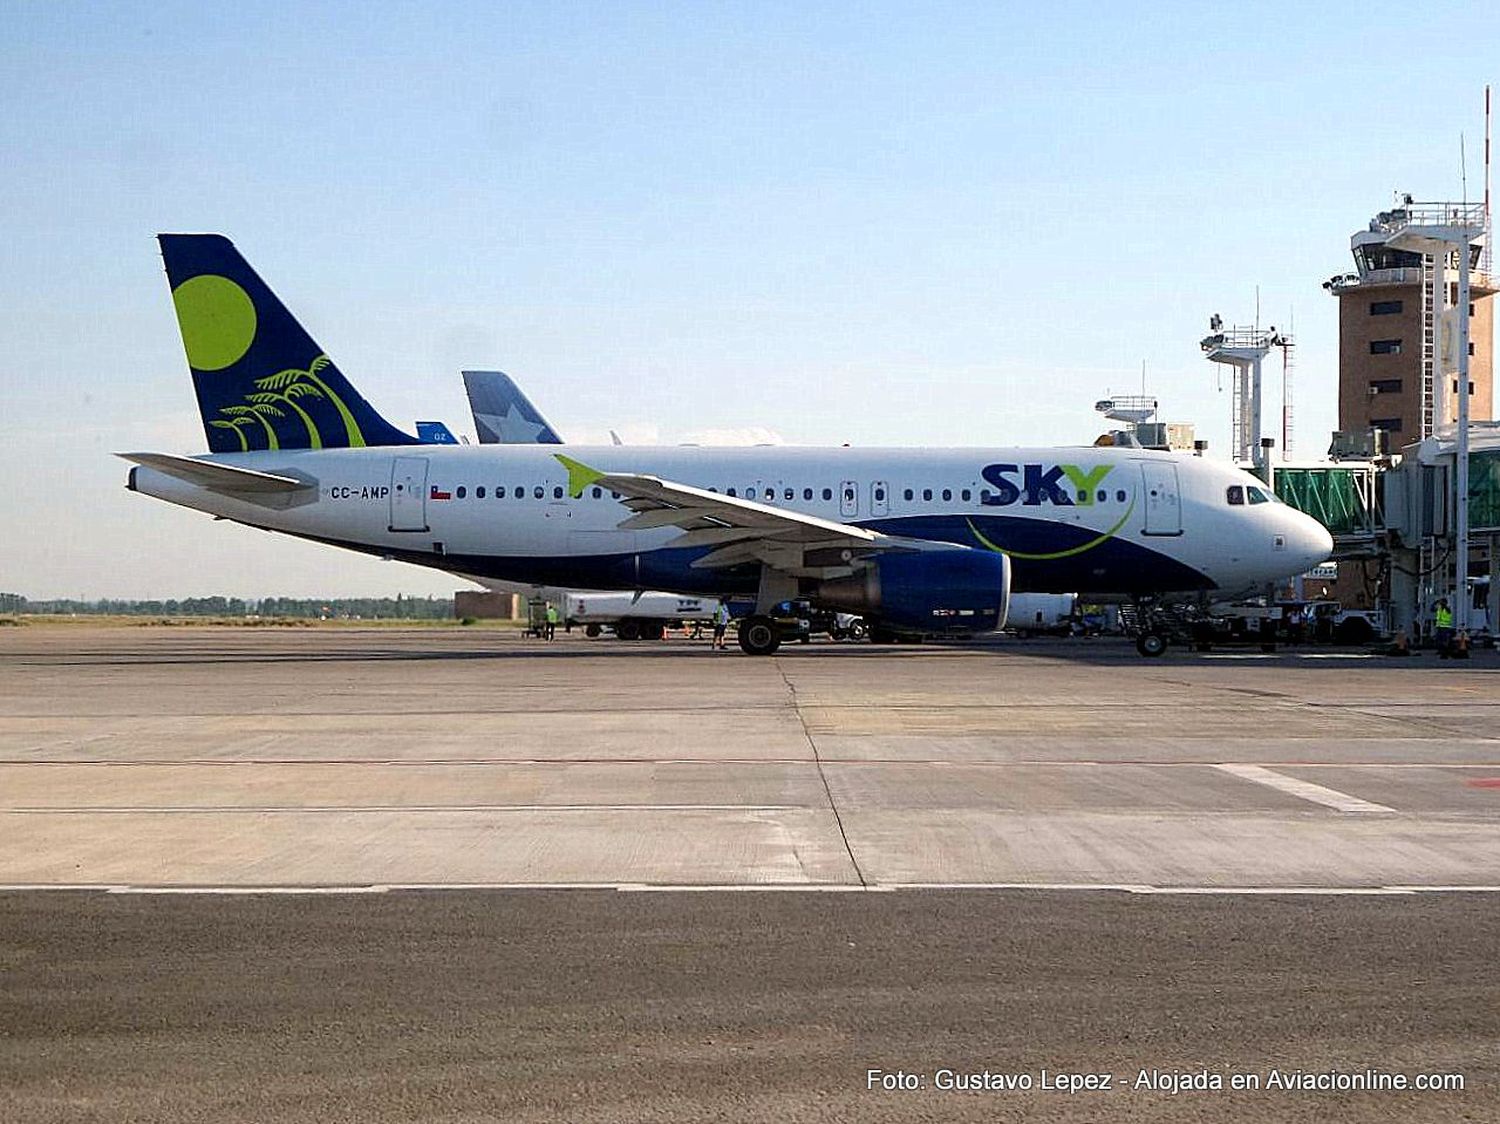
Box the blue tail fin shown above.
[462,370,564,444]
[158,234,418,453]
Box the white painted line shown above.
[1214,763,1397,814]
[0,803,806,816]
[3,882,1500,896]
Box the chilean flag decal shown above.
[430,485,452,501]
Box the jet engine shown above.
[808,547,1010,635]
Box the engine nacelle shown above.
[809,548,1010,634]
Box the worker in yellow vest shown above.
[1433,599,1454,658]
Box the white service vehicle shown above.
[564,591,716,640]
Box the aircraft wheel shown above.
[617,619,641,641]
[737,616,782,656]
[584,623,602,638]
[1136,631,1168,657]
[847,619,867,640]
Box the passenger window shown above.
[1226,486,1244,505]
[727,487,737,497]
[611,491,620,499]
[1096,489,1106,503]
[874,486,885,501]
[592,487,602,499]
[843,486,855,502]
[961,489,971,502]
[802,488,813,500]
[784,488,794,501]
[904,488,914,501]
[980,489,992,502]
[746,487,757,500]
[514,486,524,499]
[1076,490,1087,502]
[942,488,952,502]
[456,486,467,499]
[533,486,544,499]
[821,487,833,501]
[922,488,933,501]
[553,486,563,499]
[476,486,485,499]
[1248,487,1268,505]
[1115,489,1126,502]
[495,486,504,499]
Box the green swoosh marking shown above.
[966,494,1136,561]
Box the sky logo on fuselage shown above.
[980,463,1113,506]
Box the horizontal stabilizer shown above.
[118,452,314,494]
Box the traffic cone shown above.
[1453,630,1471,660]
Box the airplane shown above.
[122,234,1334,656]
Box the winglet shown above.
[555,453,606,498]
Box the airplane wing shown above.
[556,454,902,577]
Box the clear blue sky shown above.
[1,1,1495,598]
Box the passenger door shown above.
[389,457,429,532]
[1141,462,1182,536]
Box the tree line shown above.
[0,593,453,619]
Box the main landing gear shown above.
[737,615,782,656]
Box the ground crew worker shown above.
[1434,599,1454,657]
[712,600,731,650]
[545,603,558,641]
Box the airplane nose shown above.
[1293,512,1334,569]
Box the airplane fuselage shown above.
[128,443,1334,604]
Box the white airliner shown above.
[122,235,1333,655]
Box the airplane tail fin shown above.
[157,234,419,453]
[462,370,564,444]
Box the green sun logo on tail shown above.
[172,274,257,371]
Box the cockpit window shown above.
[1247,487,1270,505]
[1226,486,1244,505]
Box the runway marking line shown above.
[1213,763,1397,814]
[5,883,1500,896]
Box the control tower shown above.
[1324,199,1495,441]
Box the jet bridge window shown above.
[1227,486,1245,505]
